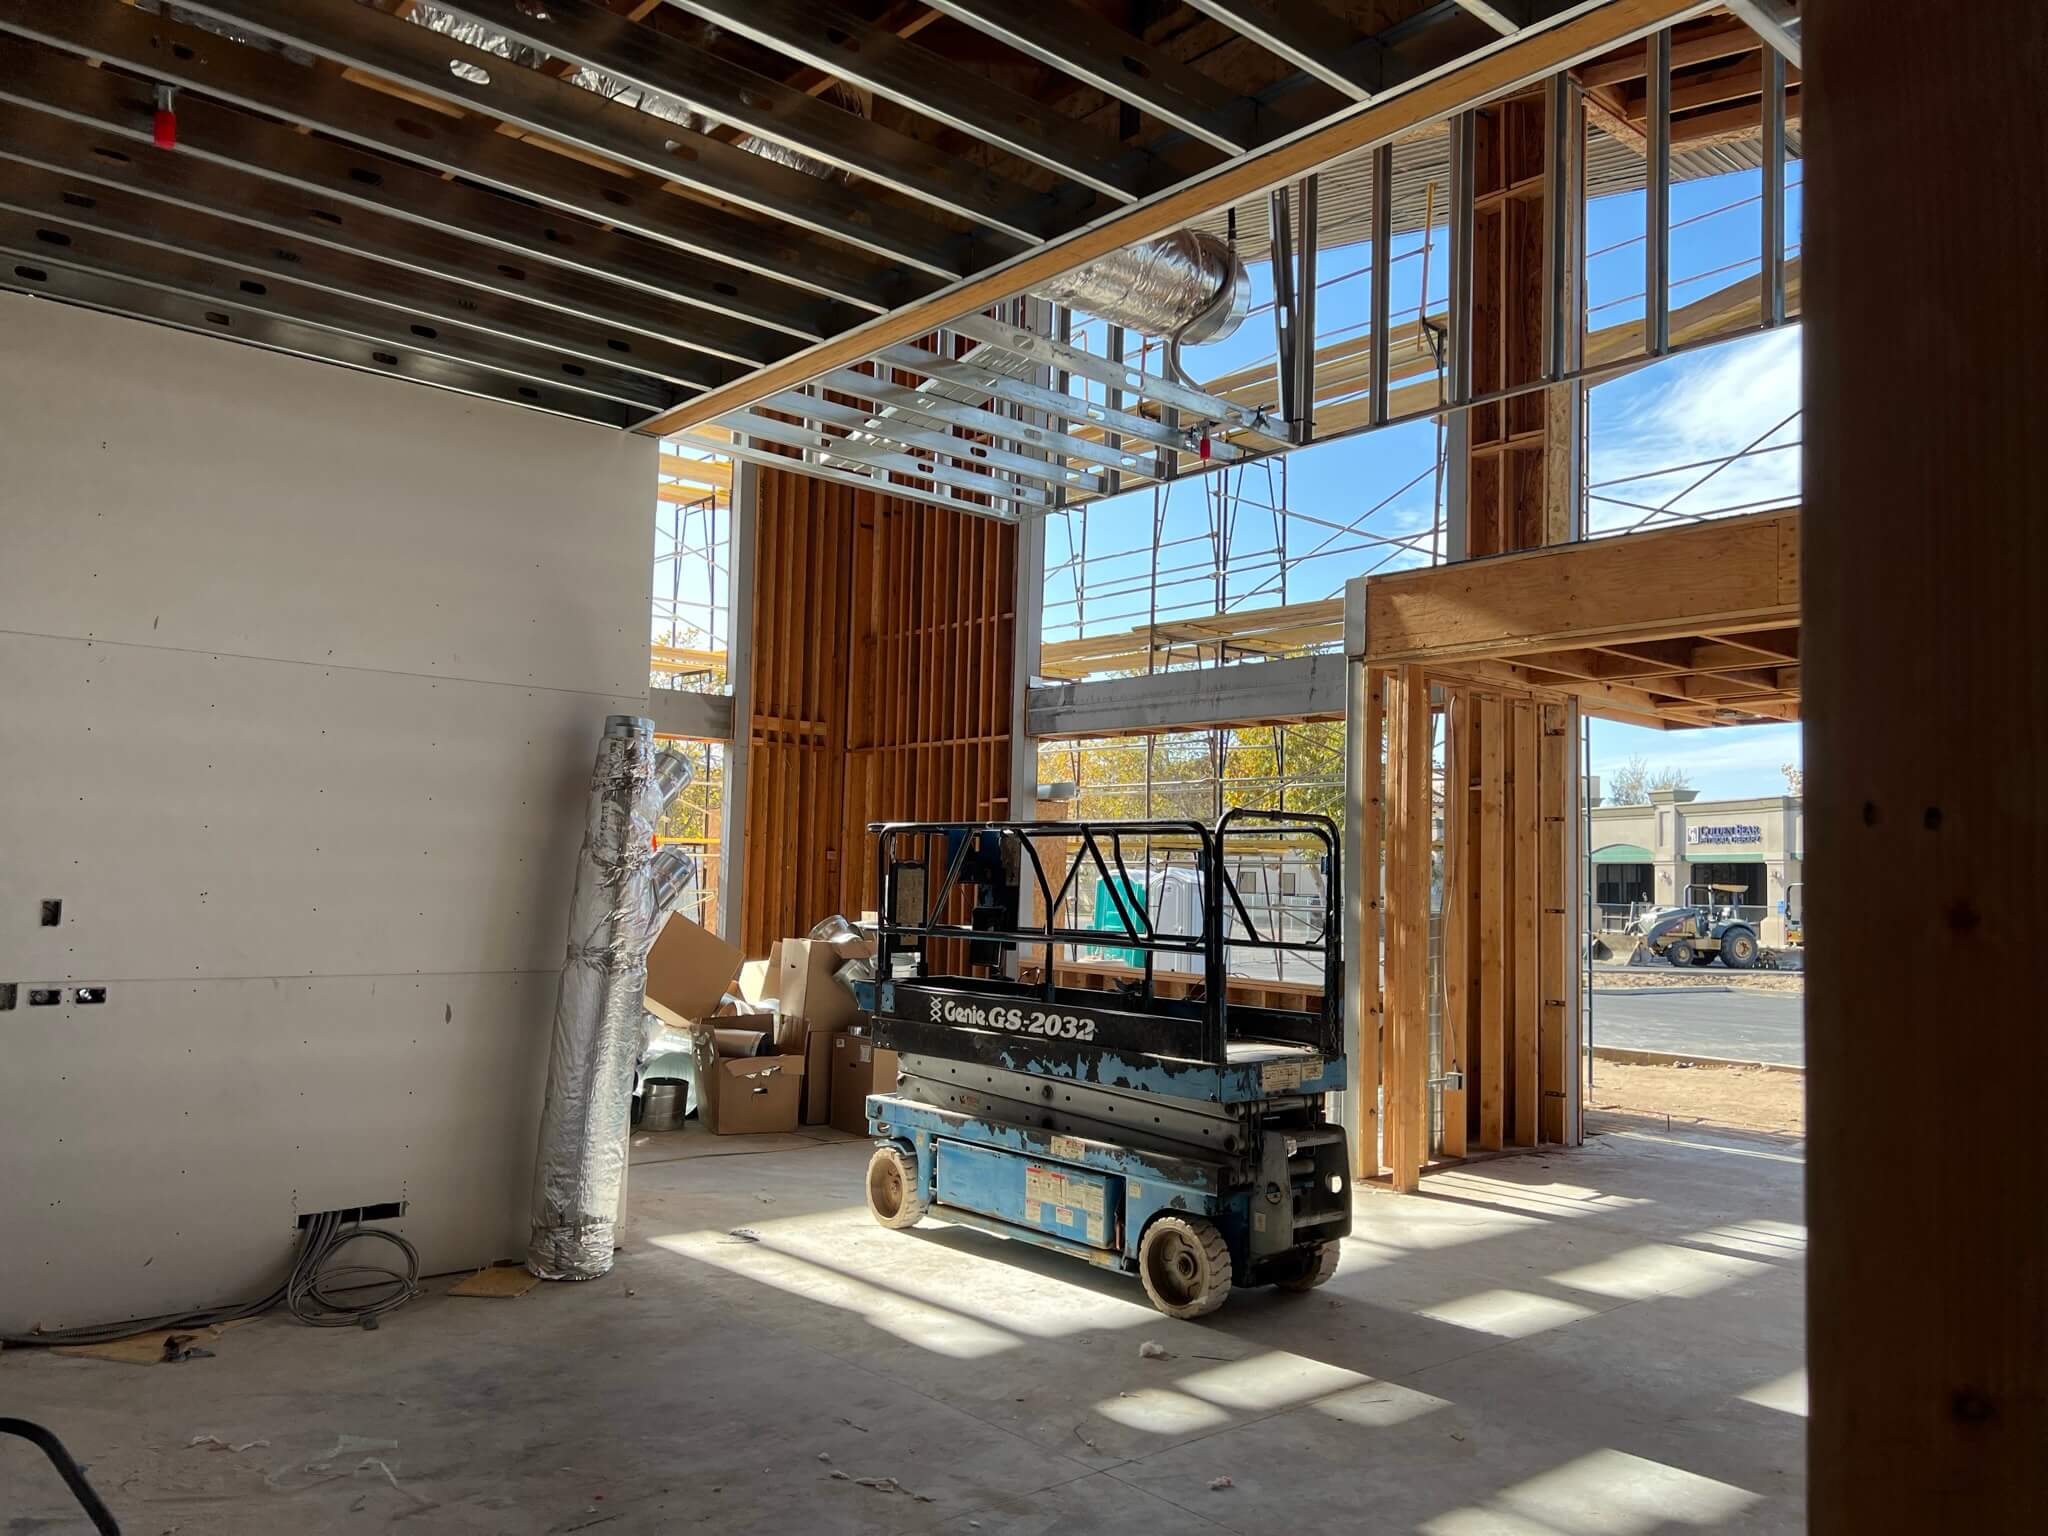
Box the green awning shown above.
[1591,843,1654,863]
[1684,850,1766,864]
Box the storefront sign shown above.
[1687,823,1762,846]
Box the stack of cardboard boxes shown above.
[642,912,896,1137]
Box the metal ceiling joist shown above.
[812,367,1166,479]
[915,0,1270,156]
[869,344,1242,461]
[1453,0,1534,36]
[0,94,743,392]
[0,3,881,332]
[661,0,1169,204]
[0,259,642,428]
[0,55,822,373]
[754,388,1107,496]
[0,162,692,404]
[713,409,1046,510]
[434,0,1064,245]
[644,0,1716,437]
[173,0,972,283]
[700,430,1020,521]
[1176,0,1389,101]
[0,205,675,418]
[948,313,1263,429]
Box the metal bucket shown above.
[639,1079,686,1133]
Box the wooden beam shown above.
[1805,0,2048,1526]
[1577,15,1756,86]
[638,0,1718,434]
[1383,665,1433,1193]
[1364,508,1799,666]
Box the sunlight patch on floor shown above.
[1549,1241,1770,1301]
[1422,1448,1759,1534]
[1739,1368,1808,1417]
[1416,1287,1599,1339]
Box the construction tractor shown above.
[1633,884,1763,970]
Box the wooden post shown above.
[1537,701,1570,1144]
[1358,667,1387,1180]
[1806,2,2048,1525]
[1382,665,1432,1192]
[1477,693,1506,1150]
[1511,698,1540,1146]
[1439,689,1470,1158]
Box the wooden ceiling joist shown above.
[1363,507,1801,728]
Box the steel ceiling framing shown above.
[0,0,1717,443]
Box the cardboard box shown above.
[799,1027,836,1125]
[701,1044,804,1135]
[644,911,743,1031]
[777,938,862,1035]
[830,1032,899,1136]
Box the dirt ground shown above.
[1585,1058,1806,1139]
[1592,966,1805,995]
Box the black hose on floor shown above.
[0,1418,121,1533]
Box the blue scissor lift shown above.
[851,810,1349,1319]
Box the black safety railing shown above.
[871,813,1341,1062]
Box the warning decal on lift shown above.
[1048,1134,1086,1160]
[1023,1164,1107,1245]
[1261,1055,1322,1094]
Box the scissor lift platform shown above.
[852,811,1350,1318]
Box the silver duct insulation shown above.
[1031,229,1252,345]
[527,718,693,1281]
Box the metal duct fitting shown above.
[527,716,693,1282]
[1031,229,1252,346]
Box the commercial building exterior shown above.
[1589,787,1803,932]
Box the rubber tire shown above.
[1269,1243,1340,1293]
[865,1144,928,1231]
[1666,939,1698,968]
[1720,927,1759,969]
[1138,1215,1233,1320]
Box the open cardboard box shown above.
[688,1026,804,1135]
[644,910,744,1031]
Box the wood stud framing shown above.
[738,464,1015,955]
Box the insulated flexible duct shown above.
[1030,229,1251,346]
[527,718,694,1281]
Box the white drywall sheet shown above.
[0,297,653,1332]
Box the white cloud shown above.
[1589,329,1803,532]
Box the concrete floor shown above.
[1,1121,1807,1534]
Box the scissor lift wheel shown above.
[1138,1215,1233,1319]
[1269,1242,1340,1292]
[866,1144,928,1230]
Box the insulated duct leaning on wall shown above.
[527,718,695,1282]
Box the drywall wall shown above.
[0,296,652,1332]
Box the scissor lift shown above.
[851,810,1349,1318]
